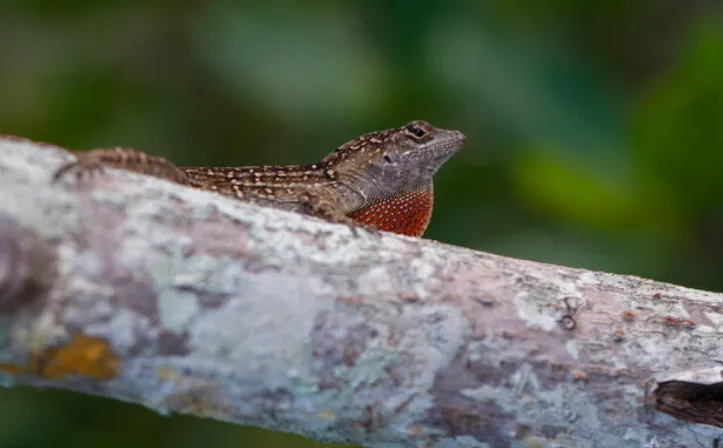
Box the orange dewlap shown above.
[347,188,434,237]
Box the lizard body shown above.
[54,120,466,237]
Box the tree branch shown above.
[0,136,721,447]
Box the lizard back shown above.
[181,164,337,212]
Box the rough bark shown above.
[0,135,721,448]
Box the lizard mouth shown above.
[431,130,466,158]
[421,130,466,173]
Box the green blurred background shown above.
[1,0,723,446]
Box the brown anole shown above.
[53,120,466,237]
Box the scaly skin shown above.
[53,120,466,237]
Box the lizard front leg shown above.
[298,192,380,236]
[53,147,192,186]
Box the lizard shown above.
[53,120,466,237]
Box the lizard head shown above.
[321,120,466,195]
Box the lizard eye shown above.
[383,154,395,164]
[404,124,428,140]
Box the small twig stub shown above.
[645,366,723,428]
[557,296,579,331]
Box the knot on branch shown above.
[0,212,57,312]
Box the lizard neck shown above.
[347,183,435,237]
[319,161,439,237]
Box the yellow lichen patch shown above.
[29,333,119,379]
[0,363,22,375]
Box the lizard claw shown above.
[52,155,105,184]
[298,192,381,238]
[352,223,382,238]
